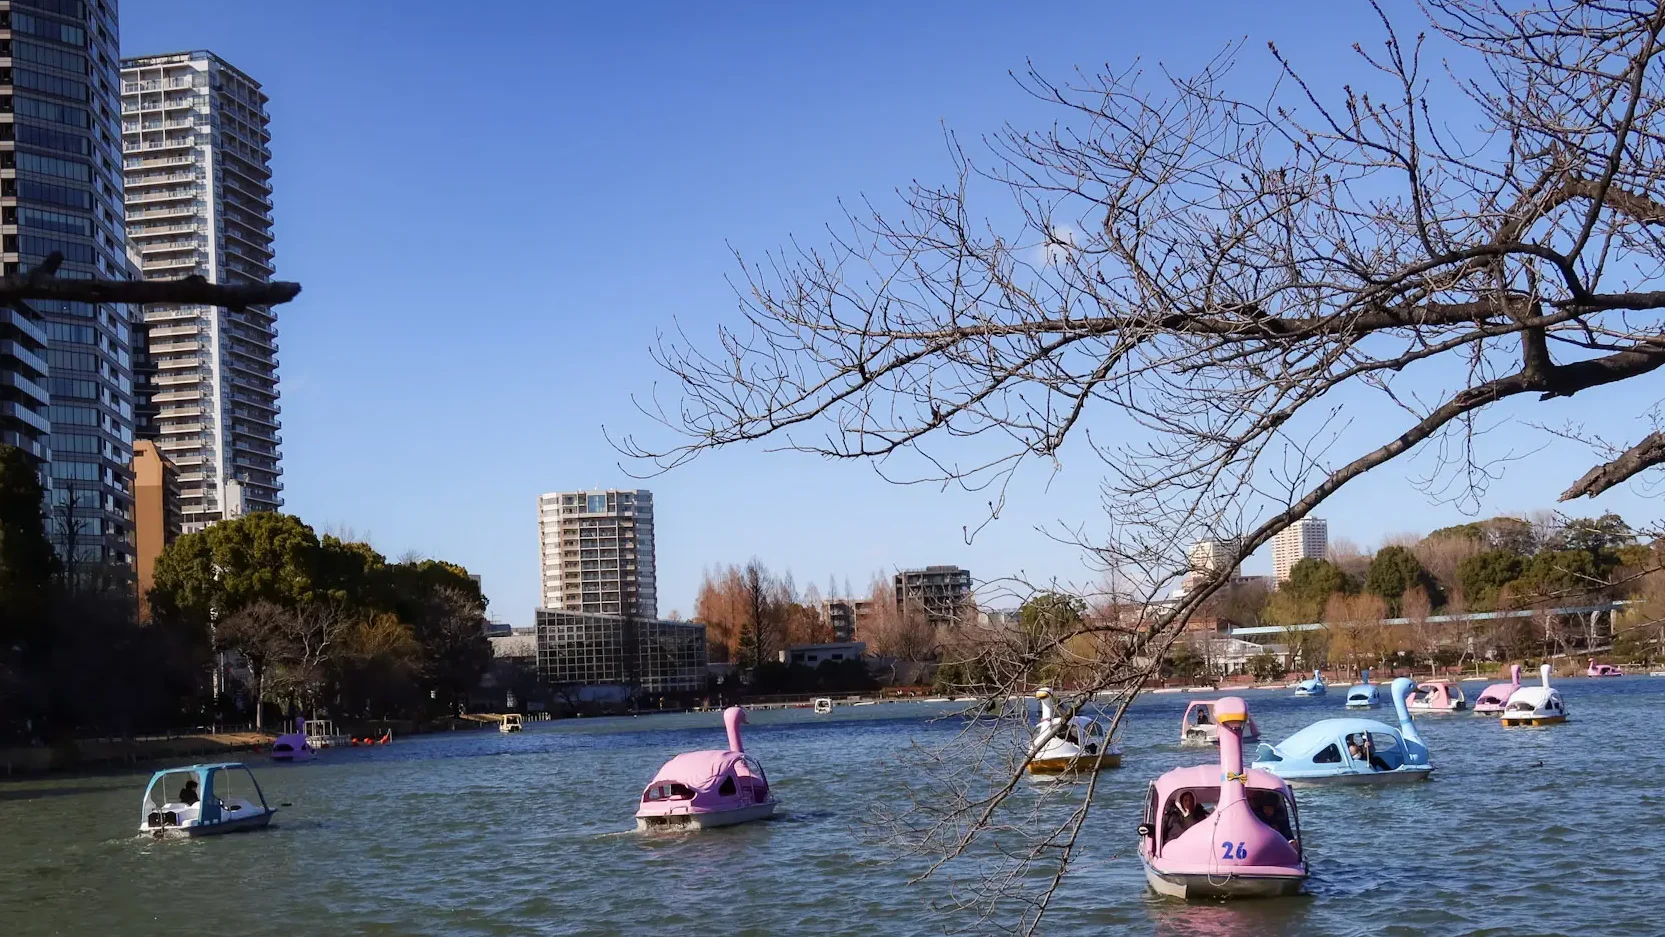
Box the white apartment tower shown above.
[538,489,656,618]
[1179,538,1241,594]
[1272,517,1328,582]
[121,51,279,532]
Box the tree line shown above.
[1193,512,1660,674]
[0,441,491,743]
[149,511,492,729]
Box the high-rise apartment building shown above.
[895,566,973,627]
[537,489,656,617]
[1,0,136,567]
[1272,517,1328,582]
[1178,538,1242,594]
[121,50,280,533]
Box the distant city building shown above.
[1178,537,1242,595]
[2,0,137,566]
[122,50,282,532]
[1272,517,1329,582]
[534,608,705,695]
[779,641,867,667]
[537,489,656,617]
[895,566,973,626]
[131,438,180,619]
[821,597,873,642]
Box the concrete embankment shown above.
[0,731,276,777]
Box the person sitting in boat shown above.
[1248,790,1294,841]
[1195,708,1212,725]
[1162,790,1207,841]
[1347,736,1366,762]
[178,779,199,805]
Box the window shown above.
[586,494,607,513]
[16,122,89,156]
[13,39,86,74]
[49,458,99,481]
[13,67,87,102]
[47,348,96,371]
[44,321,93,344]
[49,377,97,400]
[21,235,94,264]
[48,404,97,427]
[53,432,99,454]
[20,206,91,237]
[12,11,87,48]
[19,0,84,18]
[17,95,90,129]
[1313,743,1342,764]
[18,178,92,210]
[17,151,90,182]
[717,775,736,797]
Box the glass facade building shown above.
[0,0,136,567]
[121,50,279,533]
[534,609,707,696]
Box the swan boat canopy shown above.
[1140,696,1307,899]
[636,706,777,830]
[1501,664,1567,726]
[1472,665,1521,714]
[1344,669,1381,708]
[1181,699,1261,746]
[140,762,276,838]
[500,714,524,733]
[270,717,314,763]
[1027,687,1121,774]
[1252,677,1432,785]
[1406,679,1466,713]
[1293,670,1326,697]
[812,698,834,714]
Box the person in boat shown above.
[1248,790,1294,840]
[1347,736,1366,762]
[1162,790,1207,841]
[179,779,199,805]
[1195,708,1212,725]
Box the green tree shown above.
[1553,513,1634,555]
[1364,545,1439,613]
[0,444,56,618]
[150,512,327,625]
[1247,652,1284,683]
[1456,550,1525,610]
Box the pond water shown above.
[1,676,1659,936]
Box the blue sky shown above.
[122,2,1665,624]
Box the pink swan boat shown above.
[1406,679,1466,713]
[1587,658,1624,677]
[635,706,776,831]
[270,717,315,763]
[1139,696,1307,898]
[1472,665,1520,714]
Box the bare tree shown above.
[619,4,1665,931]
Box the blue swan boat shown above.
[1344,668,1380,708]
[1251,677,1432,785]
[139,762,276,837]
[1293,670,1326,697]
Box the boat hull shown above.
[1026,751,1122,775]
[1142,861,1305,899]
[1501,713,1568,726]
[1407,704,1466,714]
[1275,766,1432,787]
[635,801,777,831]
[142,809,275,839]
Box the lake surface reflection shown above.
[2,677,1659,936]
